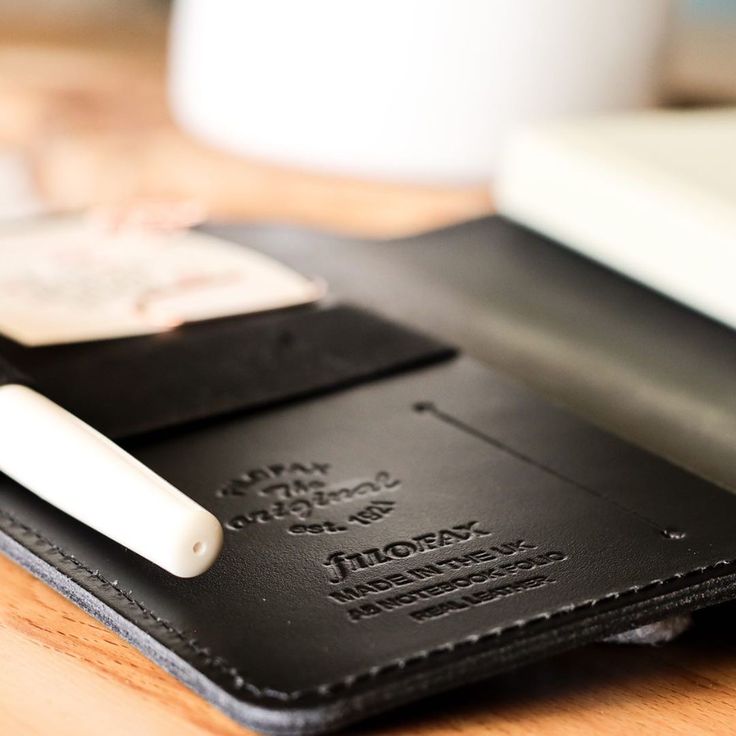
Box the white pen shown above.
[0,357,223,577]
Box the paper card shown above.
[0,218,324,346]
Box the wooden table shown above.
[2,15,736,736]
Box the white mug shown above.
[169,0,673,184]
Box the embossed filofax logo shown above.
[322,520,491,584]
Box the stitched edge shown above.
[1,506,734,703]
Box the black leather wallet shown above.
[3,218,736,735]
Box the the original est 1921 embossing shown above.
[322,521,492,584]
[216,461,402,536]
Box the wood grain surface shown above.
[1,11,736,736]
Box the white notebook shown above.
[497,108,736,330]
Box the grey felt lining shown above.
[605,615,693,646]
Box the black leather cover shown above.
[220,216,736,493]
[4,219,736,735]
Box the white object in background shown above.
[168,0,672,184]
[0,218,324,346]
[0,383,223,577]
[496,107,736,330]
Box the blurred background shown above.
[0,0,734,238]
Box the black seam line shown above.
[415,401,668,534]
[2,506,724,704]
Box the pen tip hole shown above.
[192,541,206,555]
[662,528,686,540]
